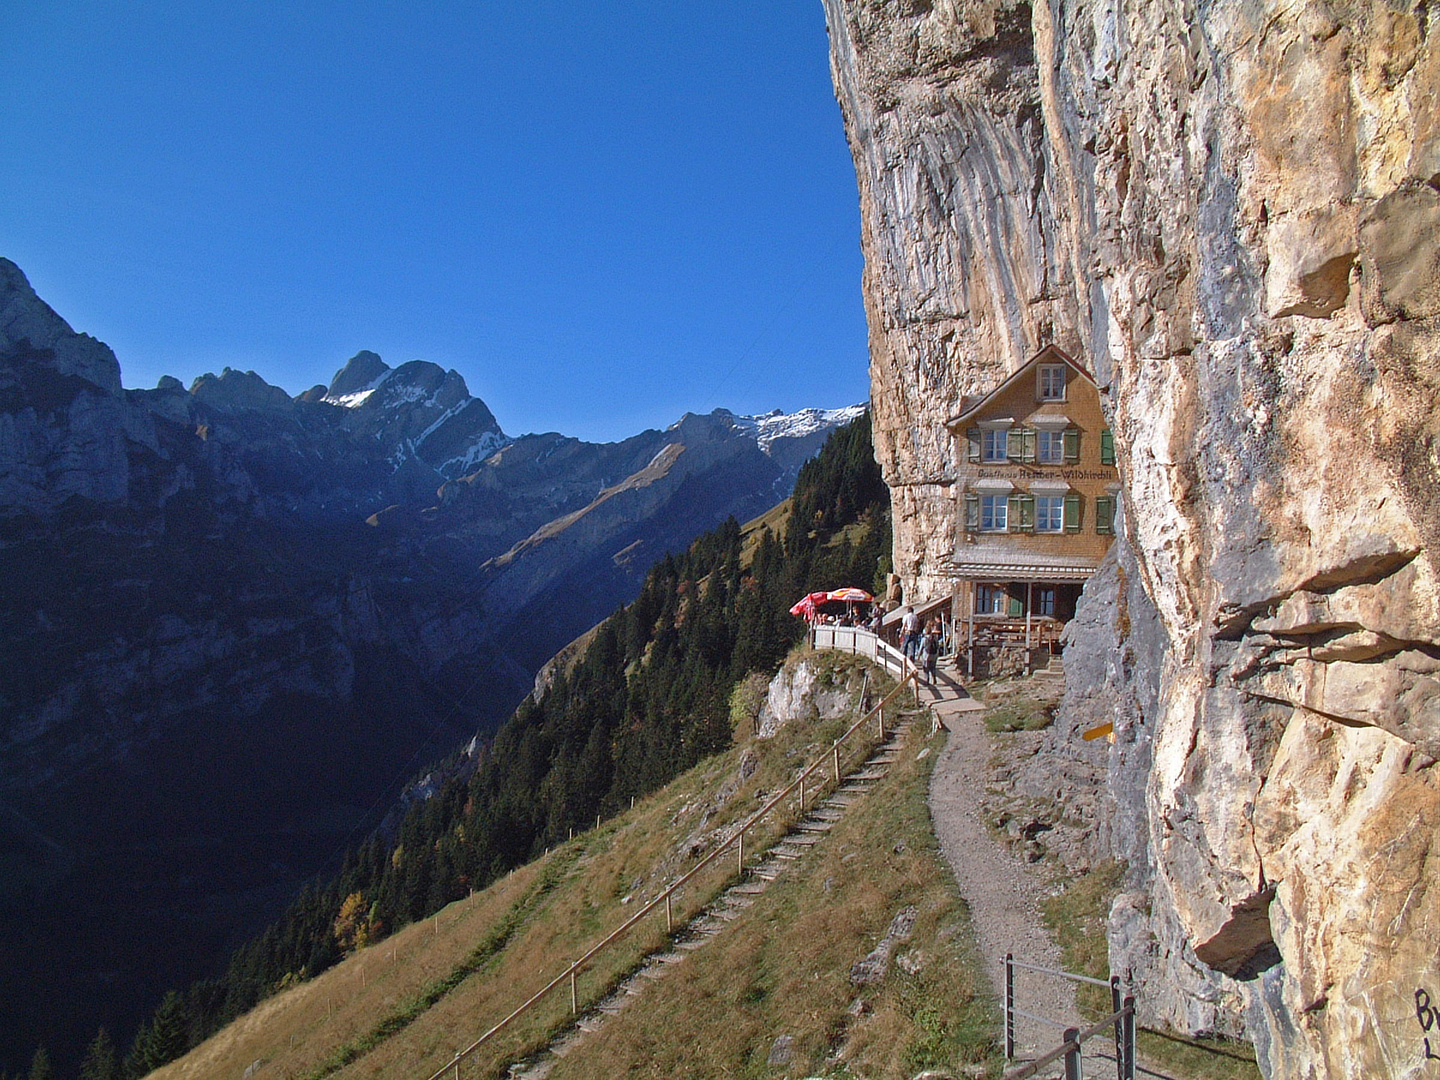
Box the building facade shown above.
[942,345,1119,657]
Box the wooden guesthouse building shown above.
[941,345,1119,664]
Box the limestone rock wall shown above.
[823,0,1440,1075]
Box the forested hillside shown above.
[101,413,888,1078]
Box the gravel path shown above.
[926,691,1080,1062]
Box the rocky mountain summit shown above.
[0,257,860,1070]
[823,1,1439,1076]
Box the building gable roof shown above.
[944,345,1098,429]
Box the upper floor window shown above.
[982,428,1009,462]
[1035,495,1065,533]
[980,494,1008,531]
[1038,364,1067,401]
[1037,430,1065,464]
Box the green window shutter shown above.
[967,428,982,463]
[1006,429,1025,461]
[1064,492,1082,533]
[1021,429,1036,463]
[1017,494,1035,532]
[1007,593,1024,617]
[1007,493,1022,531]
[1063,427,1081,464]
[1100,428,1115,466]
[1096,495,1114,535]
[963,492,979,532]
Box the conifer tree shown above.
[79,1029,118,1080]
[26,1047,51,1080]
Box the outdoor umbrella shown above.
[825,587,874,603]
[789,591,832,619]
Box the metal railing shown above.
[422,664,920,1080]
[809,624,914,681]
[1004,954,1135,1080]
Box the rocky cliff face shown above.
[824,1,1440,1075]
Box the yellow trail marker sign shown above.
[1082,722,1114,742]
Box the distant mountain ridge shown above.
[0,256,863,1075]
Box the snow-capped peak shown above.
[731,404,867,452]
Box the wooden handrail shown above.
[423,663,920,1080]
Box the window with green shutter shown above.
[1063,427,1080,464]
[967,428,982,463]
[1100,428,1115,466]
[1096,495,1114,535]
[1064,492,1082,533]
[964,492,980,532]
[1008,493,1035,532]
[1007,591,1025,617]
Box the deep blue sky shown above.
[1,3,869,442]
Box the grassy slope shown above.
[151,652,996,1080]
[550,703,995,1079]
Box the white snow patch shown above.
[644,444,677,471]
[377,381,435,406]
[416,401,467,445]
[733,404,867,453]
[439,430,511,475]
[327,370,393,408]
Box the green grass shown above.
[546,713,1000,1080]
[294,848,582,1080]
[982,697,1054,733]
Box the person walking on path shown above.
[920,623,940,684]
[901,605,920,661]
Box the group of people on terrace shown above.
[794,587,948,686]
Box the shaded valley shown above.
[0,258,862,1073]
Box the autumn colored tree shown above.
[332,891,372,955]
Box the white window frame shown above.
[1037,364,1067,401]
[982,428,1009,462]
[1037,429,1065,463]
[1035,495,1065,533]
[980,494,1008,532]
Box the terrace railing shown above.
[809,624,914,681]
